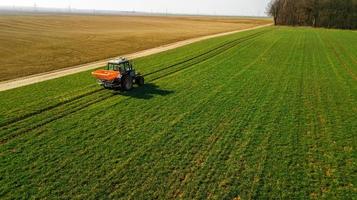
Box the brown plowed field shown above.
[0,15,271,81]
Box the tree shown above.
[267,0,357,29]
[267,0,280,25]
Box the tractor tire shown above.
[136,76,145,86]
[121,75,133,91]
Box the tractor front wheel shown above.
[121,76,133,91]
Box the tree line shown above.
[267,0,357,29]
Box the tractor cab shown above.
[107,58,134,74]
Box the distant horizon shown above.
[0,0,270,17]
[0,5,270,17]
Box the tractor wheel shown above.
[121,75,133,91]
[136,76,145,86]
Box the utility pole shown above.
[33,3,38,12]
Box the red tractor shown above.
[92,58,144,91]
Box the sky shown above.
[0,0,271,16]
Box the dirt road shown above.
[0,24,272,92]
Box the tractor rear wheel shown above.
[136,76,144,86]
[121,75,133,91]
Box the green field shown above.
[0,27,356,199]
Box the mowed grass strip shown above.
[0,27,356,199]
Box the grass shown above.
[0,26,356,199]
[0,14,270,81]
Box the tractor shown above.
[91,58,144,91]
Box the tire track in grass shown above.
[146,32,267,82]
[0,30,269,138]
[0,31,267,145]
[144,30,270,78]
[0,86,105,128]
[0,90,114,144]
[141,30,269,83]
[0,85,103,127]
[0,90,121,145]
[132,30,264,74]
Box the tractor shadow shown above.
[116,83,174,100]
